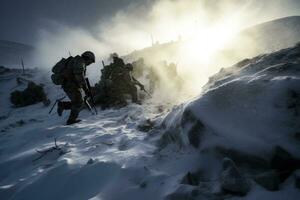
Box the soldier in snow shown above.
[51,51,95,125]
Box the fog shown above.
[31,0,300,99]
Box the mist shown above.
[31,0,300,100]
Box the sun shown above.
[179,17,240,66]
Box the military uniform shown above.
[58,55,89,124]
[118,68,139,103]
[108,58,128,105]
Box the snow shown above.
[1,44,300,199]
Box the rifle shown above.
[49,96,66,114]
[85,78,98,115]
[132,77,152,97]
[102,60,105,67]
[141,87,152,97]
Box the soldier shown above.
[56,51,95,125]
[104,53,128,106]
[118,63,145,104]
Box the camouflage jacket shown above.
[63,55,88,90]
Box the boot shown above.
[57,101,72,116]
[66,119,82,125]
[66,109,80,125]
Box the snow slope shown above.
[0,44,300,200]
[125,16,300,66]
[160,43,300,198]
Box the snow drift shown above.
[159,43,300,198]
[161,43,300,153]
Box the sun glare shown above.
[179,17,240,66]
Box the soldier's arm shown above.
[73,63,88,91]
[132,76,144,89]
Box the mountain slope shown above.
[125,16,300,66]
[0,44,300,199]
[0,40,34,66]
[222,16,300,61]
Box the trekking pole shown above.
[49,96,66,114]
[84,96,95,115]
[85,78,98,115]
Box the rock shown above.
[0,66,10,74]
[181,109,205,148]
[10,81,48,107]
[294,170,300,190]
[158,130,185,148]
[271,146,300,182]
[181,171,200,186]
[140,181,147,188]
[294,132,300,141]
[86,158,94,165]
[220,158,251,196]
[286,89,300,116]
[234,59,251,68]
[164,185,221,200]
[207,146,270,170]
[137,119,155,132]
[254,170,280,191]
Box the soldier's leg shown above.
[57,100,71,116]
[110,83,127,107]
[57,86,72,116]
[64,88,83,124]
[129,84,138,103]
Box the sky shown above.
[0,0,150,45]
[0,0,300,46]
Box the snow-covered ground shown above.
[0,44,300,200]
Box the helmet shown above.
[110,52,119,58]
[81,51,95,63]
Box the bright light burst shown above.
[179,17,240,66]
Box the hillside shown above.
[0,40,34,66]
[222,16,300,62]
[124,16,300,67]
[0,42,299,199]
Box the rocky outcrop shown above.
[254,170,280,191]
[220,158,251,196]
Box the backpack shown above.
[51,57,73,85]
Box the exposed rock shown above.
[254,170,280,191]
[181,171,201,186]
[234,58,251,68]
[164,185,221,200]
[158,106,185,148]
[294,170,300,190]
[220,158,251,196]
[158,130,184,148]
[181,109,205,148]
[10,81,49,107]
[0,66,10,74]
[206,146,270,170]
[137,119,155,132]
[86,158,94,165]
[271,146,300,182]
[139,181,147,188]
[286,89,300,116]
[294,132,300,141]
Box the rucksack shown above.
[51,57,73,85]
